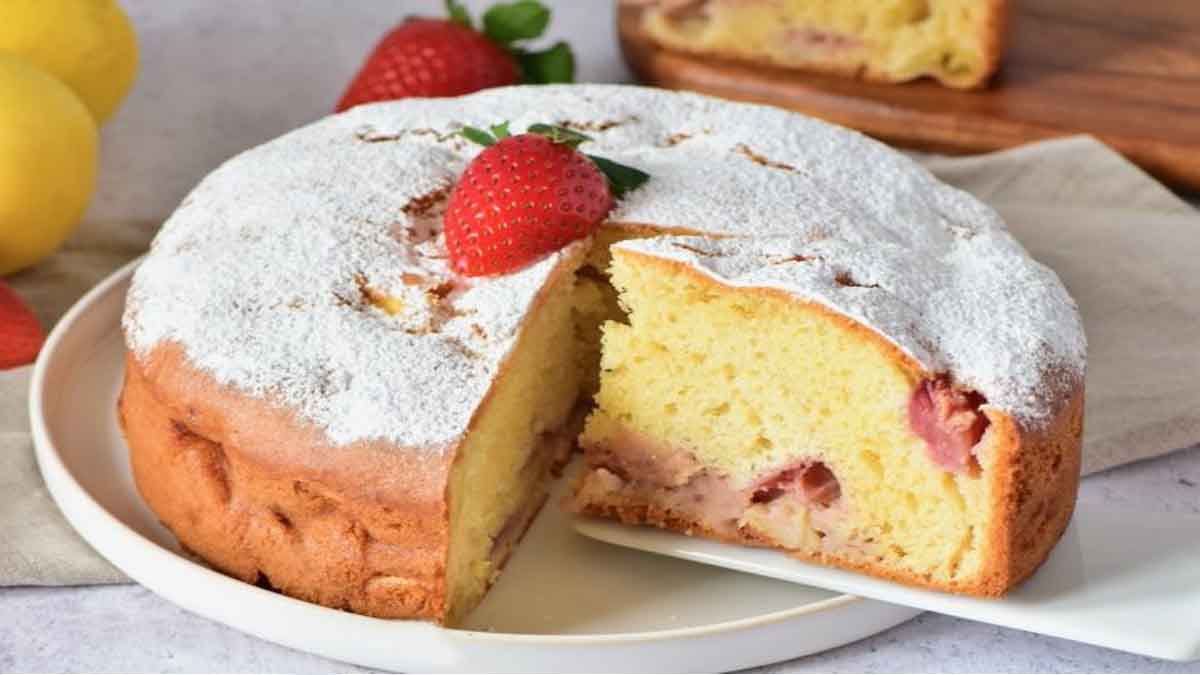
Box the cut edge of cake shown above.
[442,243,588,624]
[568,239,1083,596]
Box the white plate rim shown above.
[28,258,921,669]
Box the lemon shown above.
[0,0,138,124]
[0,56,98,276]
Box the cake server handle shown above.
[574,506,1200,661]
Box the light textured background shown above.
[2,1,1198,672]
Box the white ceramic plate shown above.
[30,260,920,673]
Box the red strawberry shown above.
[0,281,44,369]
[337,20,517,110]
[908,377,989,474]
[336,1,574,112]
[444,123,649,276]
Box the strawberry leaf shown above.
[489,121,512,140]
[483,0,551,46]
[527,123,591,148]
[460,126,498,147]
[587,155,650,198]
[515,42,575,84]
[445,0,472,28]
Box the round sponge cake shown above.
[120,84,1084,622]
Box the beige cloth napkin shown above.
[1,135,1197,587]
[2,219,148,585]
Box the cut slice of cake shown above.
[571,234,1084,596]
[120,113,594,623]
[122,241,587,625]
[636,0,1008,89]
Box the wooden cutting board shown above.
[619,1,1200,192]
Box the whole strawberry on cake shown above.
[120,84,1085,625]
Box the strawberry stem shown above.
[489,122,512,140]
[445,0,472,28]
[526,123,590,148]
[460,126,498,147]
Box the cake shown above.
[572,231,1084,595]
[633,0,1008,89]
[120,84,1084,624]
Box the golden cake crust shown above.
[570,250,1084,597]
[981,375,1083,595]
[633,0,1010,89]
[120,345,456,621]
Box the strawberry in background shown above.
[0,280,44,369]
[336,0,574,111]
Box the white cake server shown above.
[575,505,1200,661]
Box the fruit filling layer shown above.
[908,377,989,475]
[573,425,847,548]
[751,460,841,508]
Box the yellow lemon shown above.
[0,56,98,276]
[0,0,138,124]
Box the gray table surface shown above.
[4,1,1198,672]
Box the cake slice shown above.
[637,0,1008,89]
[120,113,594,623]
[571,234,1084,596]
[122,242,586,625]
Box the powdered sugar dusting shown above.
[124,112,585,448]
[125,84,1084,447]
